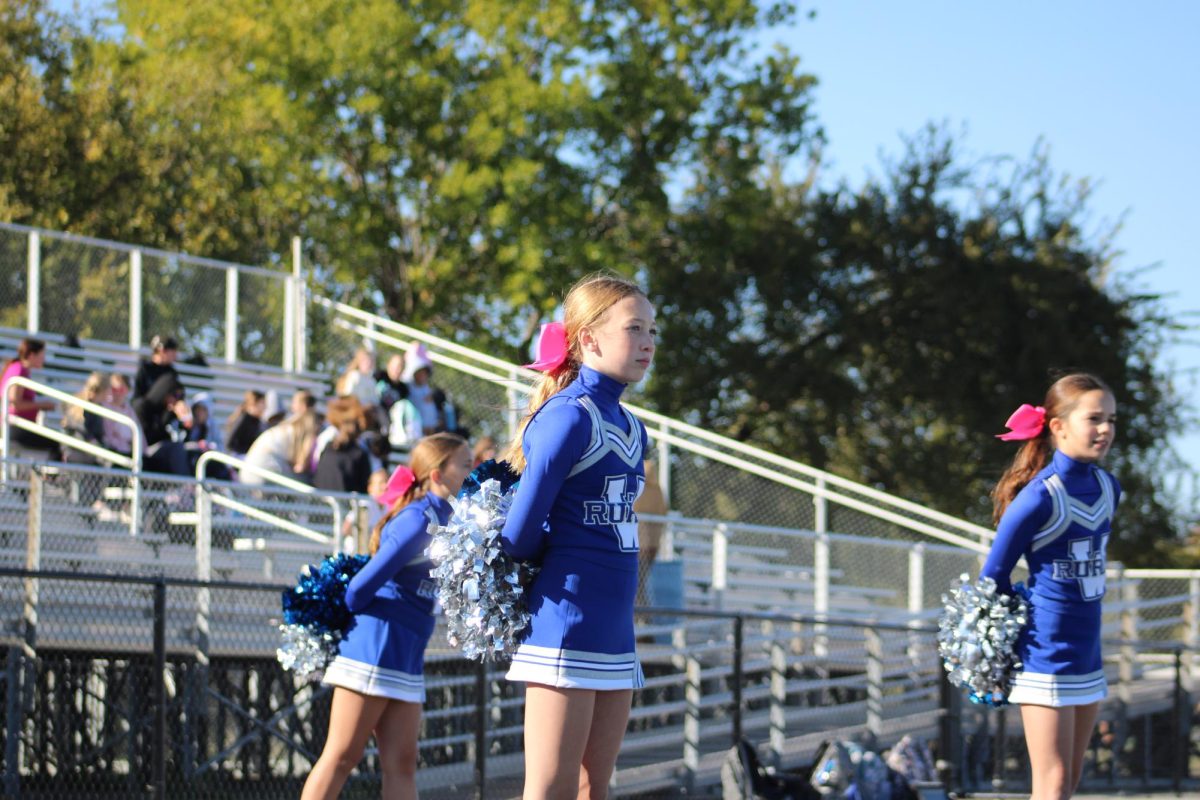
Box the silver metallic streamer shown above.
[276,623,340,681]
[937,573,1029,706]
[427,478,538,661]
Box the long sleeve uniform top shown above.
[344,492,452,635]
[501,365,649,567]
[981,450,1121,613]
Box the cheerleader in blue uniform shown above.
[501,274,655,800]
[302,432,472,800]
[983,373,1120,800]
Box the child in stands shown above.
[500,274,656,799]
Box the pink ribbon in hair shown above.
[995,404,1047,441]
[524,322,569,373]
[378,465,416,507]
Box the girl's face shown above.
[26,350,46,369]
[1050,389,1117,463]
[432,444,474,497]
[579,294,657,385]
[110,380,128,403]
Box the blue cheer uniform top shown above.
[981,450,1121,707]
[501,365,648,690]
[322,493,452,702]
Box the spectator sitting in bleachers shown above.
[134,335,181,398]
[102,374,139,456]
[386,389,424,455]
[178,392,230,480]
[403,341,456,434]
[314,397,372,494]
[374,353,409,410]
[1,337,59,458]
[224,390,266,455]
[61,371,110,456]
[240,408,319,485]
[291,388,316,418]
[130,372,191,476]
[337,347,381,410]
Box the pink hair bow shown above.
[524,322,569,373]
[378,465,416,507]
[995,404,1047,441]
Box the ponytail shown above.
[990,436,1054,524]
[502,364,579,473]
[503,272,646,473]
[990,372,1113,525]
[368,431,466,554]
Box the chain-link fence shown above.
[3,566,1197,799]
[0,222,295,368]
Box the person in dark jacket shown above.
[131,372,190,475]
[314,397,372,494]
[134,335,181,399]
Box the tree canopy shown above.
[0,0,1192,564]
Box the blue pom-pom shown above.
[459,458,520,498]
[280,553,369,636]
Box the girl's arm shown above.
[980,483,1053,594]
[500,401,590,561]
[344,505,431,612]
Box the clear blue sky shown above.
[769,1,1199,503]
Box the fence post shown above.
[711,523,728,611]
[292,236,306,372]
[225,267,238,364]
[4,645,21,798]
[768,622,786,767]
[1189,575,1199,676]
[283,275,295,372]
[683,653,701,794]
[814,533,829,660]
[474,660,487,800]
[732,615,744,748]
[865,624,883,739]
[26,232,39,333]
[129,250,143,350]
[908,544,925,668]
[152,578,167,800]
[937,668,960,793]
[657,425,671,507]
[187,481,212,776]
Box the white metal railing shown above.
[1,375,143,534]
[324,301,995,551]
[191,451,341,584]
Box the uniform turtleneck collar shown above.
[575,364,626,405]
[1053,449,1095,477]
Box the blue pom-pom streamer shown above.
[277,553,369,678]
[459,459,520,499]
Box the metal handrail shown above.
[2,375,142,535]
[193,451,342,569]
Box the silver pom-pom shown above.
[937,573,1029,706]
[276,623,340,681]
[428,478,538,661]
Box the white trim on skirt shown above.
[322,655,425,702]
[1008,669,1107,707]
[505,644,645,690]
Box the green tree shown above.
[111,0,814,357]
[646,127,1186,566]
